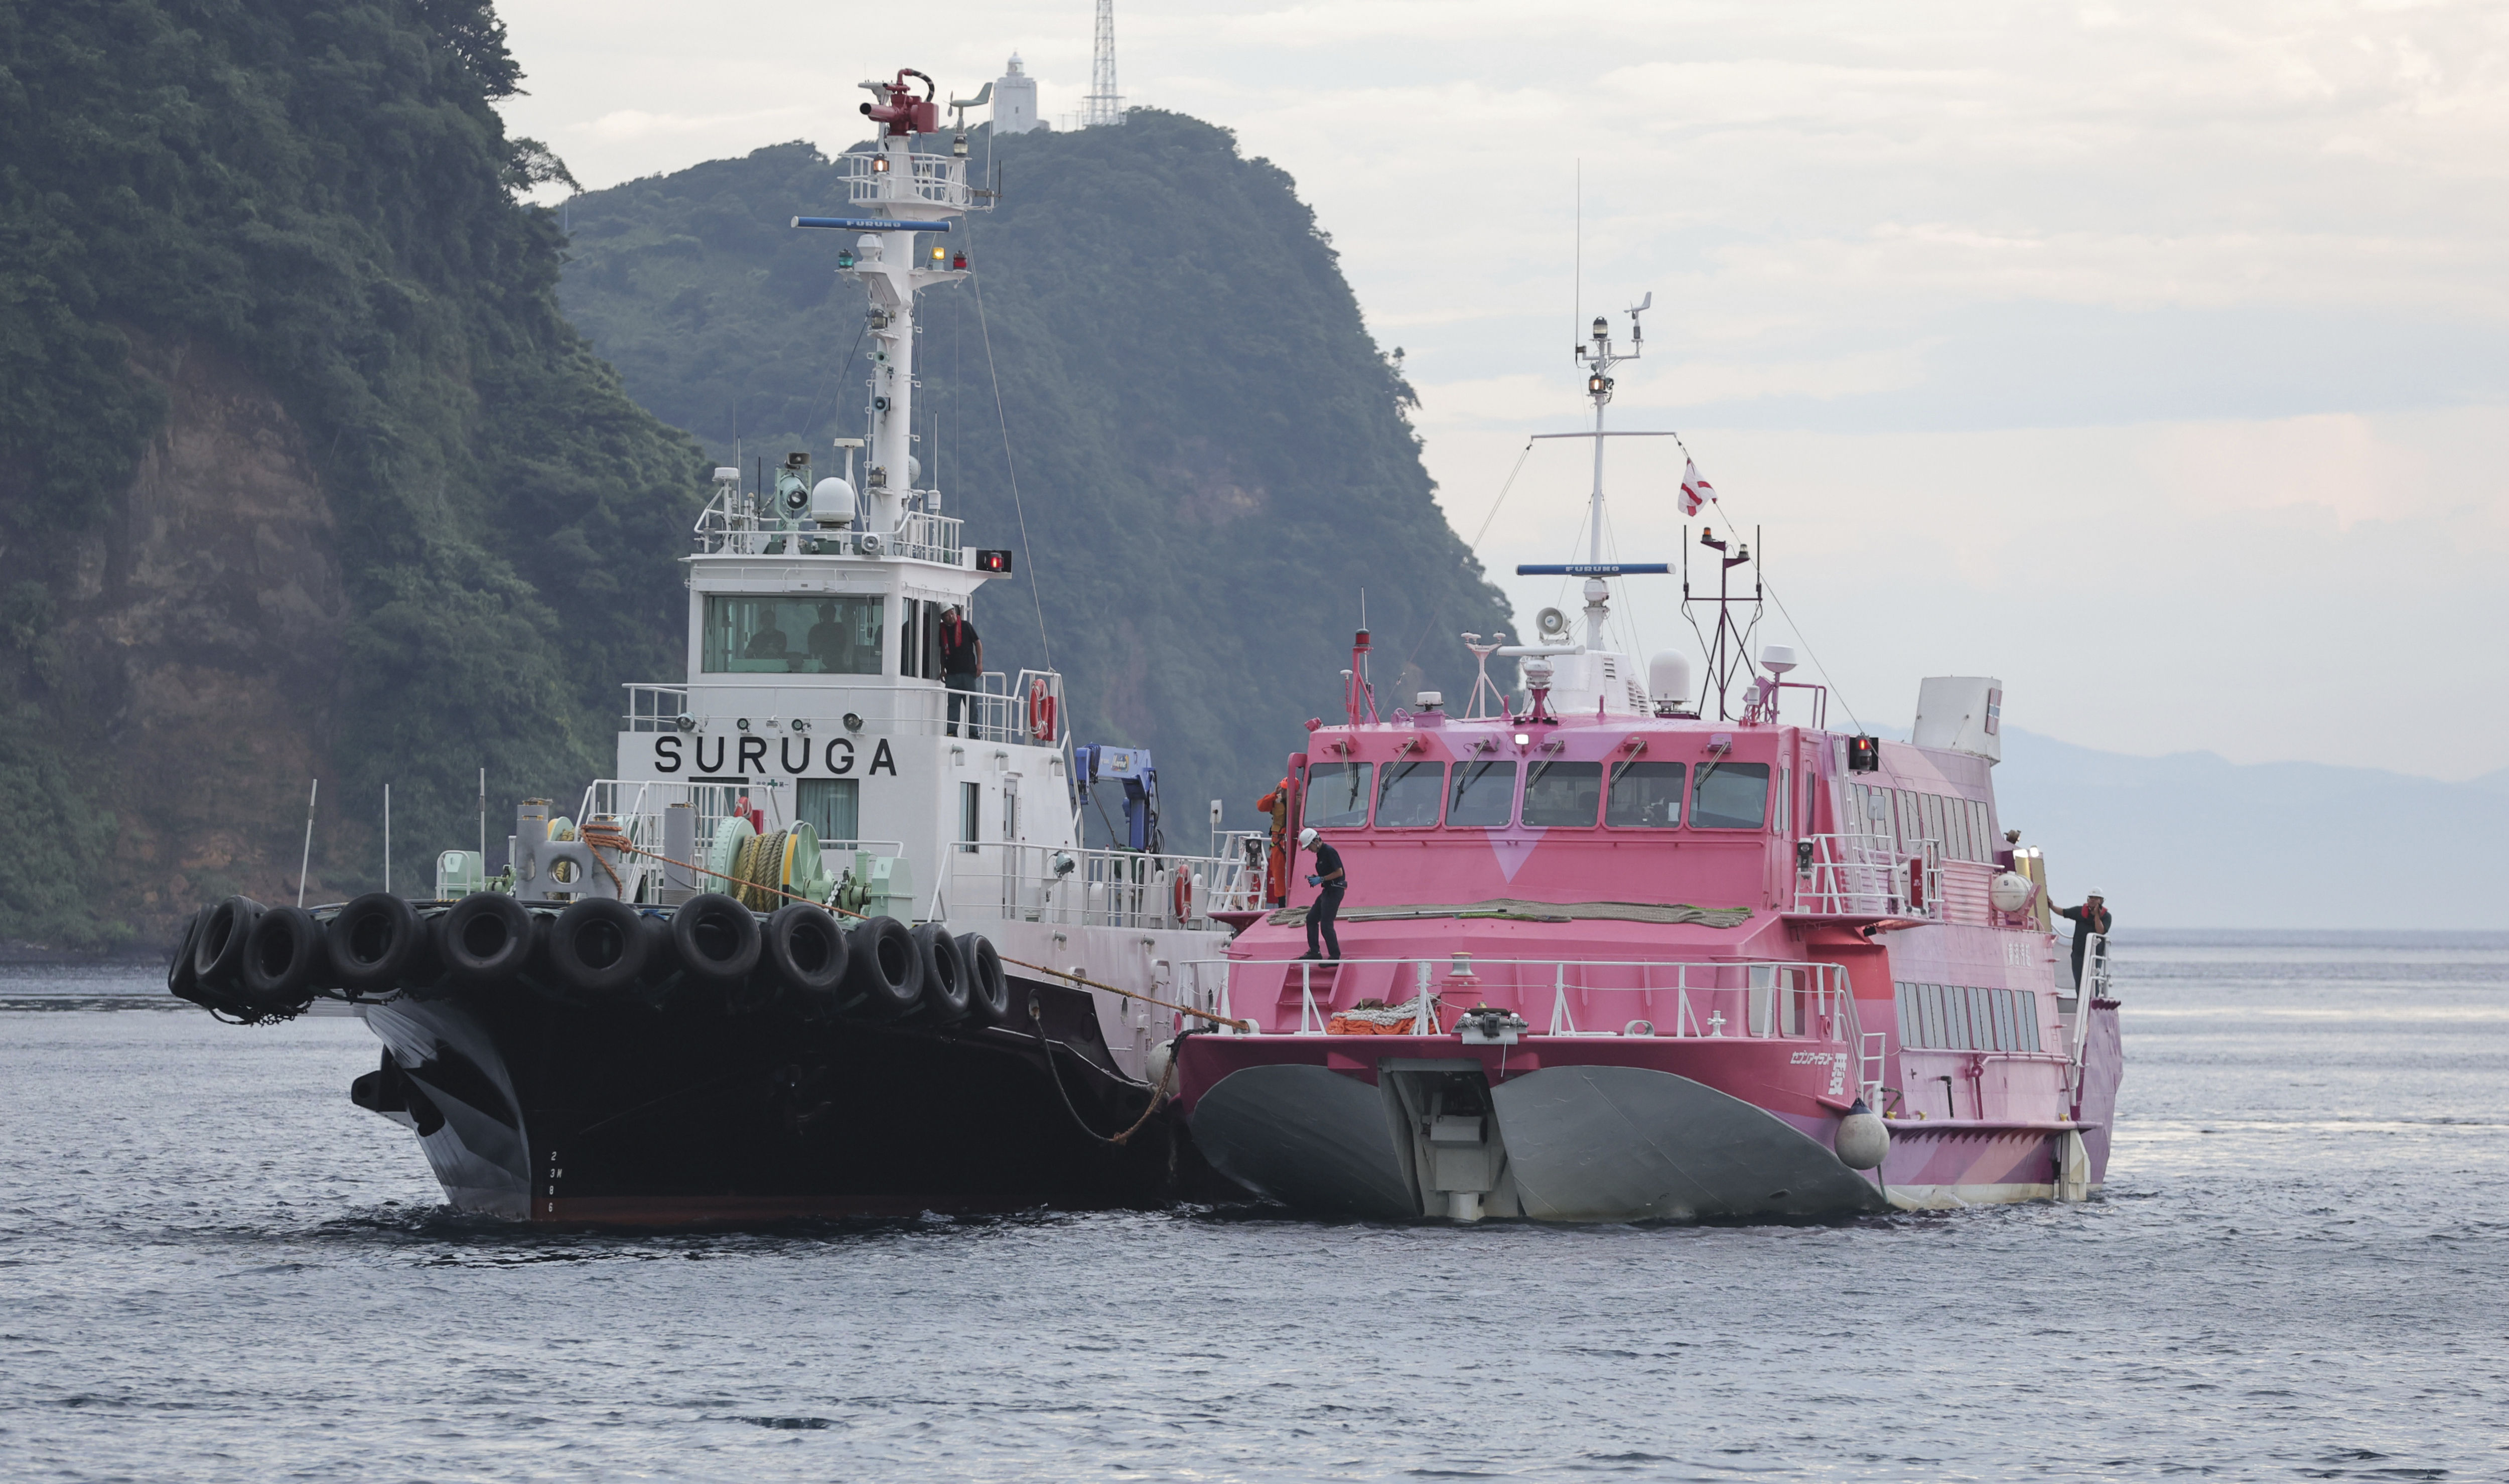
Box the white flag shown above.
[1680,459,1713,516]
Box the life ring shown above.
[1026,678,1056,743]
[1171,869,1194,923]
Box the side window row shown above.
[1844,782,1997,863]
[1895,981,2042,1053]
[1305,759,1772,831]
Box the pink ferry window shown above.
[1446,760,1517,827]
[1306,763,1373,828]
[1375,760,1444,827]
[1605,762,1685,827]
[1522,762,1602,827]
[1692,762,1770,829]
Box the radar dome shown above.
[811,477,858,525]
[1648,652,1693,709]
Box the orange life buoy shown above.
[1026,679,1056,743]
[1172,870,1193,922]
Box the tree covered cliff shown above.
[0,0,704,945]
[556,115,1511,845]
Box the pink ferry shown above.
[1167,304,2122,1223]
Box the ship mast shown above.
[1571,295,1648,648]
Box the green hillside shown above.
[556,115,1510,845]
[0,0,704,944]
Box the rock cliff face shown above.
[0,2,702,948]
[87,336,357,919]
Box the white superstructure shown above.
[488,71,1253,1077]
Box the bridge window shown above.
[1446,759,1517,828]
[1692,762,1770,829]
[1604,761,1685,827]
[703,594,884,675]
[1522,761,1602,827]
[1375,759,1444,827]
[1306,762,1373,828]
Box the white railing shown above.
[623,684,689,732]
[939,839,1262,932]
[689,484,964,563]
[842,150,980,211]
[1174,955,1863,1048]
[612,671,1064,744]
[894,510,962,566]
[1794,832,1941,919]
[573,776,914,903]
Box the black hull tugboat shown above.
[167,68,1261,1222]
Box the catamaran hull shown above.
[355,974,1203,1224]
[1180,1020,2121,1223]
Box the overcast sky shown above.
[494,0,2509,780]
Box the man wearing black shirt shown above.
[940,605,982,737]
[2053,891,2113,992]
[1297,825,1346,961]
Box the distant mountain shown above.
[555,117,1511,848]
[1988,729,2509,930]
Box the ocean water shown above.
[2,933,2504,1482]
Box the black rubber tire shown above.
[239,904,323,1009]
[325,892,424,993]
[547,897,649,995]
[635,912,678,987]
[763,903,849,1001]
[911,923,971,1024]
[671,893,761,986]
[957,933,1012,1026]
[435,893,536,984]
[841,915,922,1019]
[166,909,203,1000]
[192,896,265,992]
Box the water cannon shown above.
[861,69,939,136]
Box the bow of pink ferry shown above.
[1168,306,2122,1224]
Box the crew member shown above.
[1255,776,1293,907]
[806,602,854,674]
[1297,825,1345,961]
[743,608,790,663]
[2053,890,2113,992]
[939,605,983,737]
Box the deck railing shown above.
[617,671,1063,743]
[1793,831,1941,919]
[937,836,1266,931]
[689,484,964,563]
[841,149,980,212]
[1175,955,1862,1051]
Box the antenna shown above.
[1084,0,1124,126]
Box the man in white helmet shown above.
[2053,890,2113,992]
[1296,824,1346,961]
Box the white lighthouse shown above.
[993,53,1040,134]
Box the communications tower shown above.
[1081,0,1123,126]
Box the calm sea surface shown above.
[3,932,2504,1482]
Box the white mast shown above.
[1572,295,1648,648]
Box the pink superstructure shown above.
[1170,304,2121,1223]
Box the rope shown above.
[583,834,1252,1030]
[1026,1002,1190,1146]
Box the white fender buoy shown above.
[1146,1038,1177,1088]
[1836,1097,1891,1170]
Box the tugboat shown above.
[166,68,1261,1222]
[1167,300,2124,1222]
